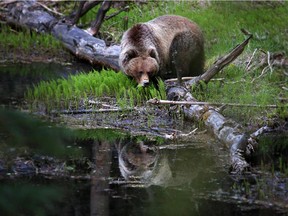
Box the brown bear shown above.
[119,15,204,87]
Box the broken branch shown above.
[147,98,277,109]
[187,34,253,87]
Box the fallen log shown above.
[4,1,254,173]
[5,1,121,71]
[153,34,253,173]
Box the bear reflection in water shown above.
[116,138,219,187]
[116,139,172,186]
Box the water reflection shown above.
[0,131,287,215]
[91,140,112,216]
[89,136,287,216]
[0,62,93,105]
[117,139,168,185]
[88,136,230,216]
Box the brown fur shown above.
[119,15,204,86]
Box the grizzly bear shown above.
[119,15,204,87]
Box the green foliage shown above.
[257,135,288,174]
[3,1,287,124]
[75,129,126,142]
[82,2,288,59]
[0,25,61,53]
[85,2,288,124]
[26,69,167,111]
[194,65,287,123]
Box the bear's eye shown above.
[126,50,137,60]
[149,49,157,59]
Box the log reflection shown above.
[90,140,112,216]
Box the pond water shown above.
[0,62,287,215]
[0,62,93,106]
[1,134,287,216]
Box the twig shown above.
[245,48,258,71]
[105,6,129,21]
[0,0,18,6]
[165,77,224,83]
[88,99,118,109]
[36,2,63,17]
[251,65,269,83]
[147,98,277,108]
[51,107,134,115]
[267,51,274,74]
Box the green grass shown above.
[106,2,287,124]
[0,25,61,53]
[26,69,166,111]
[10,1,287,124]
[84,2,288,58]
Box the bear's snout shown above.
[139,72,150,87]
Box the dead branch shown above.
[4,1,120,70]
[186,34,253,87]
[105,5,130,21]
[36,2,63,17]
[69,1,86,25]
[165,86,251,173]
[247,49,288,73]
[165,77,225,83]
[147,98,277,109]
[246,126,273,155]
[51,107,134,115]
[87,0,112,36]
[67,1,101,25]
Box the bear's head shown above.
[120,48,159,87]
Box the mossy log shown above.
[4,1,253,173]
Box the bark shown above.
[4,1,253,173]
[5,1,121,71]
[68,1,86,25]
[67,1,102,25]
[87,0,112,36]
[164,86,250,174]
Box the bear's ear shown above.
[148,48,157,59]
[124,49,137,63]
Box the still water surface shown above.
[0,63,287,215]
